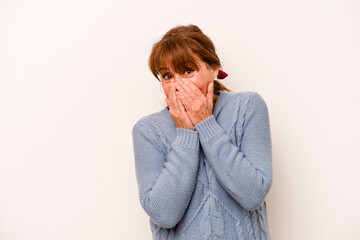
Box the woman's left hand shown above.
[174,78,214,126]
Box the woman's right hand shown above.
[165,80,194,130]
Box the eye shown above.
[162,73,172,80]
[184,69,194,75]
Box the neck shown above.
[213,94,219,105]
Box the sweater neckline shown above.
[159,91,230,123]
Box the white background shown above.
[1,0,360,239]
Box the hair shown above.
[148,24,231,93]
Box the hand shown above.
[174,78,213,126]
[165,80,194,130]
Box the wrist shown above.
[196,114,212,125]
[176,123,194,131]
[182,125,194,131]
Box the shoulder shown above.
[222,91,268,110]
[231,91,265,101]
[132,108,171,154]
[220,91,270,129]
[231,92,270,127]
[132,108,168,137]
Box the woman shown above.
[132,24,273,240]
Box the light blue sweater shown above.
[132,91,273,240]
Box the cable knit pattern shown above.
[200,197,212,239]
[244,211,255,240]
[235,221,245,239]
[132,91,273,239]
[210,197,225,239]
[251,211,261,240]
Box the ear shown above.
[212,67,219,80]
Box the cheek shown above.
[162,83,169,97]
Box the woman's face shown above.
[160,60,219,99]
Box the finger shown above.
[168,82,177,109]
[174,81,194,103]
[206,81,214,115]
[179,78,204,99]
[206,81,214,104]
[177,98,195,127]
[174,80,195,103]
[176,90,192,110]
[171,81,184,112]
[175,91,189,116]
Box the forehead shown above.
[155,46,202,72]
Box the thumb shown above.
[206,81,214,104]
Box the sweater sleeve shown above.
[194,92,272,211]
[132,119,200,228]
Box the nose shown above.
[173,74,181,82]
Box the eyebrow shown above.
[159,67,169,71]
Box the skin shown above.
[160,60,219,130]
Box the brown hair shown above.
[148,24,231,93]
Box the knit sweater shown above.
[132,91,273,240]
